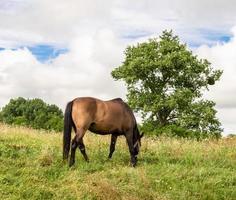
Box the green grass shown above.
[0,123,235,200]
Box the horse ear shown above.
[140,132,144,138]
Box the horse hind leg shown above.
[69,127,88,166]
[69,136,78,167]
[78,138,89,162]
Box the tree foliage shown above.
[0,97,63,132]
[111,30,223,138]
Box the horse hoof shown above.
[130,162,136,167]
[69,160,75,167]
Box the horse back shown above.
[71,97,135,134]
[103,98,134,129]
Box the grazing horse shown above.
[63,97,143,167]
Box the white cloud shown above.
[0,29,126,109]
[195,26,236,134]
[1,0,236,48]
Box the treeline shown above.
[0,97,63,132]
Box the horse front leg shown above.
[108,134,117,159]
[125,131,137,167]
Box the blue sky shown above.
[0,45,68,62]
[0,31,231,63]
[27,45,68,62]
[197,29,232,43]
[29,31,231,62]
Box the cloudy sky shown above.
[0,0,236,135]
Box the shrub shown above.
[0,97,63,132]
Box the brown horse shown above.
[63,97,143,167]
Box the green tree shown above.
[111,30,223,138]
[0,97,63,132]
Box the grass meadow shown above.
[0,123,235,200]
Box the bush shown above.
[0,97,63,132]
[141,121,221,140]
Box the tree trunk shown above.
[158,108,172,127]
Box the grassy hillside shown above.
[0,123,235,200]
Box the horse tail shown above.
[63,100,74,160]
